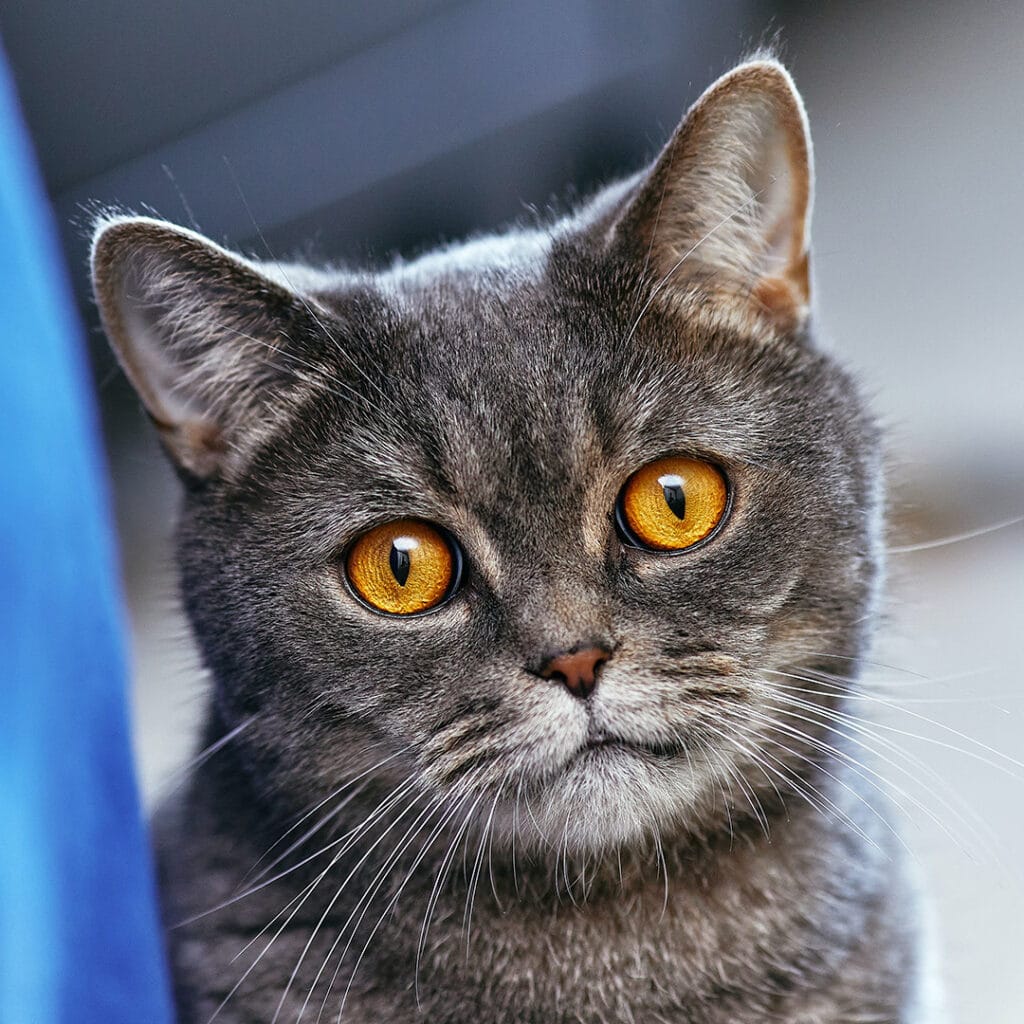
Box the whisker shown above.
[759,697,995,864]
[266,781,429,1023]
[690,734,736,848]
[702,708,884,853]
[778,661,996,694]
[241,748,405,887]
[415,786,490,1005]
[463,786,504,956]
[160,714,258,794]
[225,775,430,963]
[762,676,1017,857]
[321,783,480,1010]
[177,764,413,930]
[689,720,775,840]
[303,792,448,1022]
[768,676,1014,712]
[329,784,481,1023]
[887,514,1023,554]
[778,649,933,681]
[766,669,1024,778]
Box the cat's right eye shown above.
[344,519,461,615]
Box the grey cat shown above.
[92,59,939,1023]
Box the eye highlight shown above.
[345,519,460,615]
[617,457,730,552]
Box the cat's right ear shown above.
[91,216,315,480]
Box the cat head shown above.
[92,60,882,855]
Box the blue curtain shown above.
[0,48,173,1024]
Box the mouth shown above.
[581,733,683,760]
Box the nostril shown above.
[537,645,611,700]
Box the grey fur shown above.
[93,59,930,1023]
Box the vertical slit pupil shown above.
[389,543,411,586]
[662,480,686,520]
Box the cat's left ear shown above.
[611,59,813,334]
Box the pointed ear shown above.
[91,216,320,480]
[613,59,814,334]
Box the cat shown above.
[91,58,939,1023]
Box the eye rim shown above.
[341,518,465,617]
[614,456,734,556]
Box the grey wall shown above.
[2,0,751,299]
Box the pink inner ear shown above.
[752,274,805,332]
[753,130,810,296]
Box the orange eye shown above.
[345,519,460,615]
[617,457,730,552]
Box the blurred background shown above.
[1,0,1021,1018]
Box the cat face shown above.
[92,60,882,855]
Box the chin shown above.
[509,745,703,856]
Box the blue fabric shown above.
[0,50,173,1024]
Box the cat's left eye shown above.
[344,519,461,615]
[616,456,730,553]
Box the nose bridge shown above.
[486,454,615,654]
[507,533,615,700]
[510,562,615,655]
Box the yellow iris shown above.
[346,519,455,614]
[619,457,729,551]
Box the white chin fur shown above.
[501,748,705,856]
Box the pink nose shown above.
[538,646,611,699]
